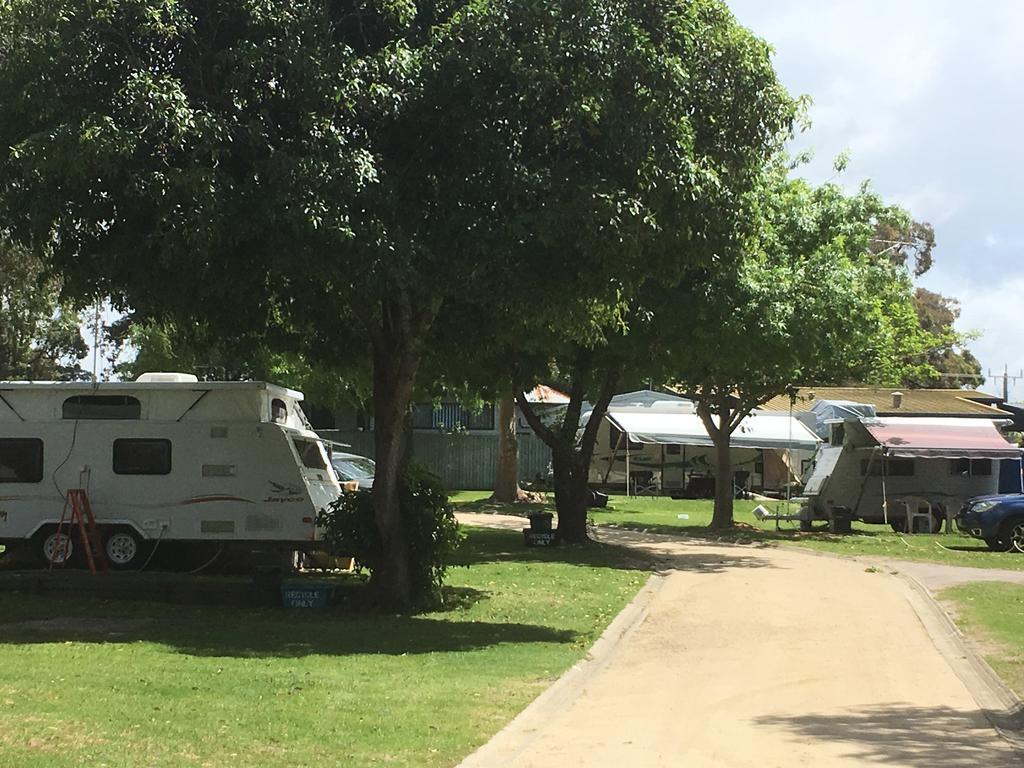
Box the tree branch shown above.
[560,346,593,443]
[579,361,622,466]
[515,389,557,448]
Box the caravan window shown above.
[830,424,845,447]
[950,458,992,477]
[271,398,288,424]
[860,458,914,477]
[113,439,172,475]
[292,438,327,470]
[63,395,141,420]
[0,438,43,483]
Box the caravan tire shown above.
[105,529,144,569]
[38,529,75,566]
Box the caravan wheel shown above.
[40,530,74,566]
[105,529,144,569]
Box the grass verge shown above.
[940,582,1024,698]
[451,491,1024,571]
[0,527,649,768]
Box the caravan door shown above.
[287,433,341,539]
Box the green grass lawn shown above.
[940,582,1024,697]
[0,527,649,768]
[451,491,1024,571]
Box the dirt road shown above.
[458,514,1023,767]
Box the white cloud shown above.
[886,183,964,225]
[980,232,1024,251]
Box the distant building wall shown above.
[319,429,551,491]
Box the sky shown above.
[727,0,1024,402]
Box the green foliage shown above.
[905,288,984,388]
[318,464,464,603]
[0,0,797,601]
[108,315,363,414]
[664,169,935,416]
[867,216,981,386]
[0,238,87,381]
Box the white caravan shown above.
[0,373,342,567]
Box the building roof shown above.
[525,384,570,404]
[760,387,1011,418]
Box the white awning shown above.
[606,410,820,451]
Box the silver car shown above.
[330,451,375,491]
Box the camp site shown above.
[2,2,1023,766]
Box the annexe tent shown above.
[606,409,820,451]
[584,394,820,495]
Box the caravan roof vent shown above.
[135,372,200,383]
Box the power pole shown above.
[987,366,1024,402]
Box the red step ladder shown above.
[52,488,109,574]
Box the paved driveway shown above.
[458,514,1023,768]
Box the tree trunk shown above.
[551,449,590,542]
[696,394,736,530]
[371,352,414,610]
[710,423,735,529]
[368,298,433,610]
[491,391,523,502]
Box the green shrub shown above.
[318,463,463,604]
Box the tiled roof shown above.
[760,387,1010,417]
[526,384,570,404]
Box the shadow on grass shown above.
[593,519,888,545]
[452,527,652,571]
[0,602,577,658]
[454,499,552,517]
[754,704,1024,767]
[457,526,780,575]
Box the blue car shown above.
[957,494,1024,552]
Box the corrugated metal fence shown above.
[318,430,552,491]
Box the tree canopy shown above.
[904,287,984,388]
[0,238,87,381]
[661,172,935,526]
[0,0,797,602]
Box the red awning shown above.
[863,418,1022,459]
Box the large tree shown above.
[429,3,796,542]
[1,0,795,588]
[0,238,87,381]
[904,288,984,389]
[870,219,982,388]
[665,174,933,528]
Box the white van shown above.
[0,373,342,567]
